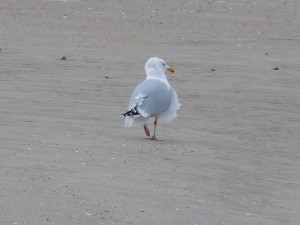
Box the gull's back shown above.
[129,79,172,117]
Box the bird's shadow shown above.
[144,137,164,142]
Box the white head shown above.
[144,57,175,80]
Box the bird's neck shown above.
[146,69,170,87]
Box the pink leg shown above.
[143,125,150,137]
[151,118,158,140]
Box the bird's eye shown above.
[162,63,166,66]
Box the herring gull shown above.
[122,57,181,140]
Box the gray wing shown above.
[128,79,172,117]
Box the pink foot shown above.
[143,125,150,137]
[150,135,158,141]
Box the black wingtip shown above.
[122,106,140,117]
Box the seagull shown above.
[122,57,181,140]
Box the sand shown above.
[1,0,300,224]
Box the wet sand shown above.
[1,0,300,224]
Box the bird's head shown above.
[145,57,175,78]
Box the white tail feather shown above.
[124,116,149,128]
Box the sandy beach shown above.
[1,0,300,224]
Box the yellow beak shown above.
[167,67,175,73]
